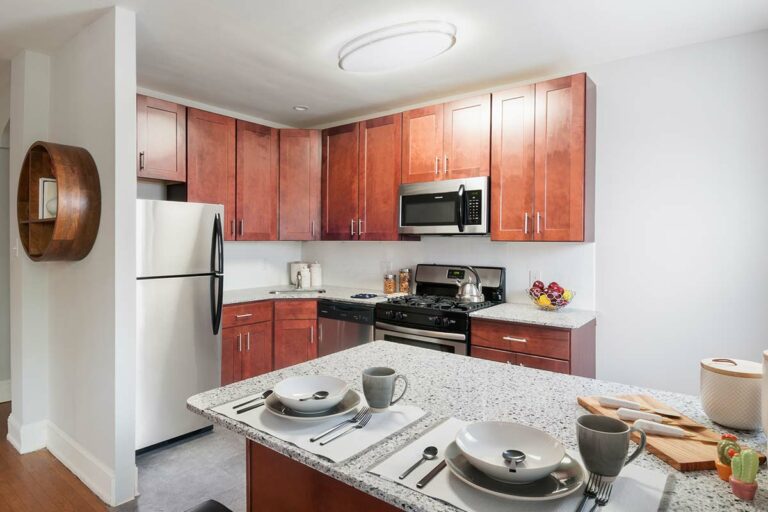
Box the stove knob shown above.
[442,317,453,327]
[384,310,393,319]
[401,313,408,319]
[394,311,403,321]
[433,316,442,326]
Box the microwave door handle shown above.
[456,184,465,233]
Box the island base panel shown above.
[247,441,400,512]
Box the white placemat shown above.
[369,418,668,512]
[211,396,426,463]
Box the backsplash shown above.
[225,241,302,290]
[302,238,595,309]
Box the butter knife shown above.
[416,460,447,489]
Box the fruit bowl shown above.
[527,281,574,311]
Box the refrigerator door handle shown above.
[210,213,224,335]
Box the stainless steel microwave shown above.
[398,177,489,235]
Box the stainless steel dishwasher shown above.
[317,299,375,356]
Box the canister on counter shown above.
[384,274,397,294]
[399,268,411,293]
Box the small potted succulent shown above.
[716,433,741,481]
[730,449,759,501]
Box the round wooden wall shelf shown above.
[17,141,101,261]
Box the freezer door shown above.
[136,275,221,450]
[137,199,225,278]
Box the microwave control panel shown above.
[466,190,483,225]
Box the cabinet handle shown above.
[239,219,244,237]
[235,313,253,319]
[444,155,448,174]
[246,331,251,351]
[523,212,529,234]
[350,219,355,237]
[230,219,235,237]
[502,336,528,343]
[318,323,323,342]
[311,220,315,238]
[358,219,363,236]
[237,333,242,352]
[310,326,314,344]
[536,212,541,234]
[434,157,439,175]
[139,151,145,170]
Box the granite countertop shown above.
[223,285,390,306]
[188,341,767,512]
[470,302,596,329]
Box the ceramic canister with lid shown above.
[700,357,762,430]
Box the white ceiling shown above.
[1,0,768,127]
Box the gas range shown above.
[375,264,505,356]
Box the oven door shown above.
[398,177,488,235]
[375,323,468,356]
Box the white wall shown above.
[0,77,9,401]
[225,241,302,290]
[303,239,595,308]
[587,30,768,394]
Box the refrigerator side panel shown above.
[137,199,224,278]
[136,275,221,450]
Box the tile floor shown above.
[113,427,246,512]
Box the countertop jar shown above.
[384,274,397,294]
[399,268,411,293]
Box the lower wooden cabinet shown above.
[471,318,595,377]
[221,322,273,386]
[274,319,317,370]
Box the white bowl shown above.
[273,375,349,413]
[455,421,565,483]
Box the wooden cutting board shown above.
[577,394,766,472]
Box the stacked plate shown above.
[267,375,361,421]
[447,421,584,501]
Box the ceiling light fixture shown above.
[292,105,310,111]
[338,20,456,72]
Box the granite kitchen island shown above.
[187,342,767,511]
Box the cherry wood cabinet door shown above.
[274,319,317,370]
[221,326,239,386]
[401,105,443,183]
[236,120,279,241]
[533,74,586,241]
[279,129,321,240]
[491,86,535,241]
[136,95,186,182]
[187,108,237,240]
[358,114,401,241]
[321,123,359,240]
[443,94,490,180]
[241,321,274,379]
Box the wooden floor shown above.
[0,401,107,511]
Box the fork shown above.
[588,479,611,512]
[310,407,370,443]
[319,411,373,446]
[575,472,601,512]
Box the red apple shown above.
[532,280,545,290]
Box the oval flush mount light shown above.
[292,105,310,111]
[339,20,456,72]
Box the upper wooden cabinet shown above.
[491,74,594,242]
[321,123,359,240]
[279,129,321,241]
[236,120,279,241]
[358,114,402,241]
[402,95,490,183]
[490,85,535,241]
[186,108,237,240]
[136,95,186,182]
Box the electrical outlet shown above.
[12,237,19,258]
[528,270,542,286]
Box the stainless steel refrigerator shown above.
[136,199,224,451]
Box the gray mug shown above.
[577,414,646,478]
[362,367,408,409]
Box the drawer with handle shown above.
[471,319,570,360]
[222,301,273,328]
[274,300,317,321]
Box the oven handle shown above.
[375,322,467,341]
[456,184,466,233]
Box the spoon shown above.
[299,391,329,401]
[399,446,439,480]
[233,389,273,409]
[502,449,526,472]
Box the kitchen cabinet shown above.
[358,114,402,241]
[186,108,237,240]
[221,323,274,385]
[279,129,321,240]
[136,95,186,182]
[491,73,594,242]
[236,120,279,241]
[471,318,595,377]
[401,95,490,183]
[321,123,359,240]
[274,300,318,370]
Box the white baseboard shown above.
[0,379,10,403]
[6,413,47,453]
[46,421,116,506]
